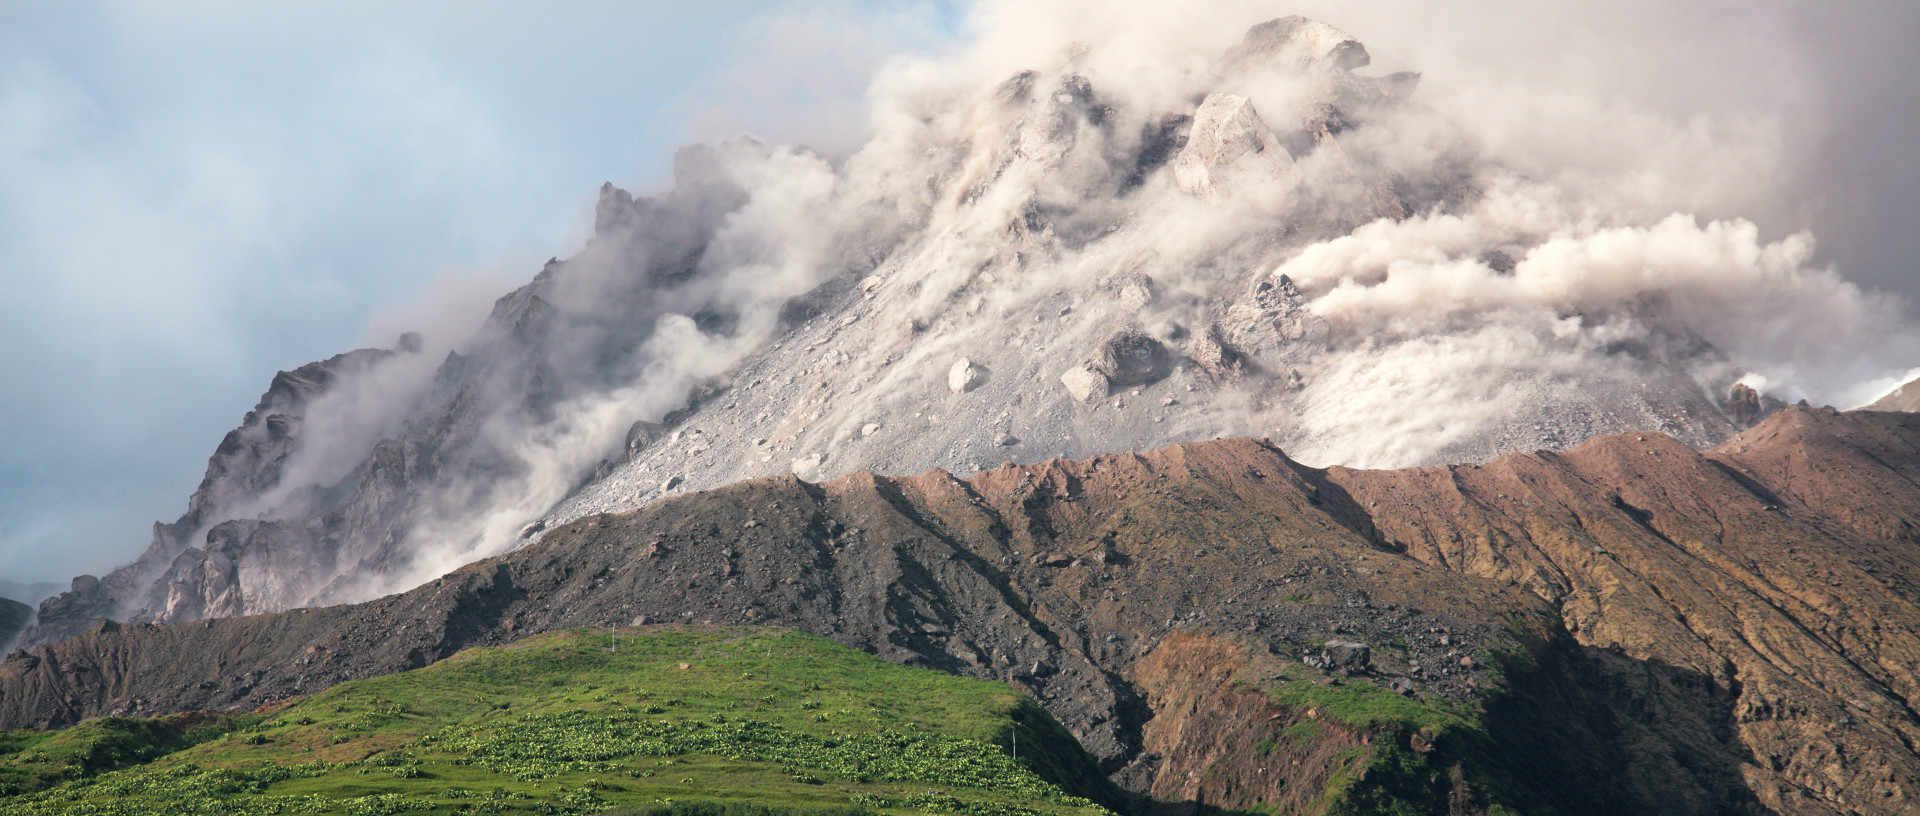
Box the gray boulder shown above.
[1094,331,1173,387]
[1322,639,1372,671]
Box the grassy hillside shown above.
[0,626,1122,816]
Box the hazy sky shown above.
[0,0,1914,586]
[0,0,959,584]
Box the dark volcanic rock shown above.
[1320,639,1370,671]
[0,598,29,651]
[1092,331,1172,387]
[3,438,1550,794]
[7,407,1919,813]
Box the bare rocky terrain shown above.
[4,405,1915,814]
[1866,376,1920,412]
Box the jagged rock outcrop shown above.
[0,599,29,653]
[7,406,1918,814]
[21,347,398,645]
[22,142,772,644]
[1728,381,1787,427]
[1171,94,1302,204]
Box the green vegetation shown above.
[1263,678,1524,816]
[0,627,1121,816]
[0,712,254,795]
[1269,677,1476,736]
[1278,721,1317,751]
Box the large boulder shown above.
[1322,639,1372,672]
[948,358,986,393]
[1061,366,1110,404]
[1094,331,1173,387]
[1171,94,1303,204]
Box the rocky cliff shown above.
[0,600,28,656]
[5,405,1914,814]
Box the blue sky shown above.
[0,1,961,583]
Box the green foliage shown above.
[612,804,873,816]
[1279,720,1318,750]
[1269,680,1474,735]
[421,708,1089,805]
[0,712,253,795]
[0,627,1120,816]
[1265,676,1528,816]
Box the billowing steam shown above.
[31,0,1920,638]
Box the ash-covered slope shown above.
[1865,374,1920,412]
[7,406,1920,814]
[25,14,1905,643]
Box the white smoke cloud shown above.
[29,0,1920,621]
[775,0,1920,480]
[307,0,1920,578]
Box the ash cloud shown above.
[26,0,1920,635]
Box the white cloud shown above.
[0,1,951,582]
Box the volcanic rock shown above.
[1171,94,1302,204]
[1321,640,1371,672]
[1092,331,1173,387]
[948,358,986,393]
[0,598,29,652]
[7,407,1919,815]
[23,16,1775,676]
[1060,366,1110,404]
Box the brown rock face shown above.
[1126,632,1391,813]
[1329,406,1920,815]
[1727,382,1785,428]
[1729,382,1764,426]
[2,407,1916,815]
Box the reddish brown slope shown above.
[4,411,1918,813]
[1326,406,1920,814]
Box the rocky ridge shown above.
[1865,375,1920,412]
[5,405,1915,814]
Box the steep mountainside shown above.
[5,406,1915,814]
[23,14,1825,645]
[23,348,404,646]
[1865,375,1920,412]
